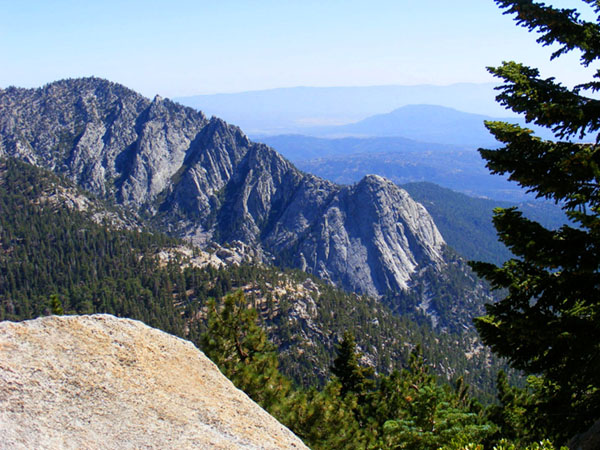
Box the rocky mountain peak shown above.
[287,173,445,295]
[357,173,388,185]
[0,78,451,298]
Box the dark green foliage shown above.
[0,158,184,334]
[0,157,509,406]
[470,0,600,442]
[382,247,519,405]
[200,291,293,413]
[1,157,565,446]
[485,371,542,444]
[331,331,375,398]
[201,297,505,449]
[402,182,566,265]
[49,294,64,315]
[200,290,370,449]
[197,290,566,449]
[289,382,371,450]
[377,348,495,450]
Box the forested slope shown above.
[0,157,509,400]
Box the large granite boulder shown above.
[0,314,308,449]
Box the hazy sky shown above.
[1,0,597,97]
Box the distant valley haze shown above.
[173,86,563,201]
[174,83,512,136]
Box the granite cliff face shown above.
[0,314,308,449]
[0,78,445,296]
[0,78,207,203]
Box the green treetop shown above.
[331,331,375,398]
[200,290,292,413]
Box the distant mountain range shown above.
[175,83,509,135]
[298,104,560,147]
[260,133,522,200]
[256,103,563,201]
[177,87,568,203]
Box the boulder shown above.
[0,314,308,449]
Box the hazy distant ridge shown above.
[176,83,507,134]
[301,105,505,147]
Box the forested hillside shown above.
[0,157,508,397]
[0,78,454,299]
[402,182,566,265]
[3,157,564,449]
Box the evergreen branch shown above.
[488,62,600,138]
[495,0,600,65]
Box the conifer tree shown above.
[486,371,540,444]
[200,290,292,412]
[381,347,494,450]
[49,294,64,315]
[470,0,600,441]
[290,382,371,450]
[200,292,371,449]
[331,331,375,398]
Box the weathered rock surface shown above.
[0,314,308,450]
[569,419,600,450]
[0,78,445,296]
[0,79,207,203]
[289,174,444,294]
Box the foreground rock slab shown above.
[0,314,308,450]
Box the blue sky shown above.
[1,0,596,97]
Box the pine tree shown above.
[331,331,375,398]
[470,0,600,441]
[200,290,292,413]
[380,348,495,450]
[484,371,537,445]
[199,291,371,449]
[289,383,371,450]
[49,294,64,315]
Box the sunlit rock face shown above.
[0,78,446,297]
[0,314,308,450]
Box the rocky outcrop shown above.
[569,419,600,450]
[0,78,446,296]
[288,174,444,295]
[0,78,207,202]
[0,314,308,449]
